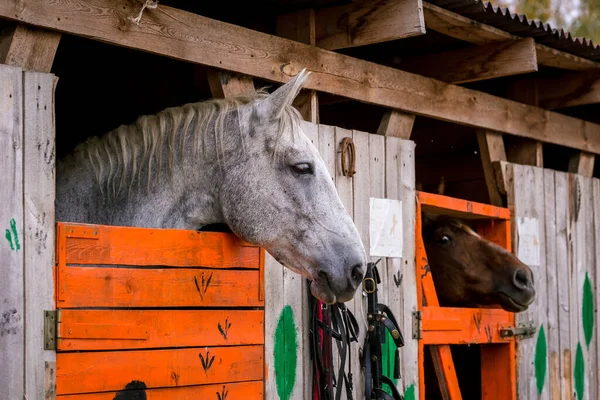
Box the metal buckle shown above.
[363,277,376,294]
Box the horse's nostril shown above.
[514,269,530,289]
[350,264,364,286]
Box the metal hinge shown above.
[412,311,422,340]
[44,310,58,350]
[499,321,536,339]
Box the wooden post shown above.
[0,23,60,72]
[206,69,254,99]
[568,152,595,177]
[476,130,507,206]
[276,9,319,123]
[377,110,416,139]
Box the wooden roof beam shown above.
[1,0,600,153]
[535,69,600,109]
[422,2,599,71]
[287,0,427,50]
[398,38,537,84]
[0,22,60,72]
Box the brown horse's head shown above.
[422,214,535,312]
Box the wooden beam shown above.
[477,130,507,206]
[398,38,537,84]
[377,110,415,138]
[312,0,425,50]
[506,138,543,167]
[206,69,254,98]
[0,22,60,72]
[536,69,600,109]
[422,2,599,71]
[277,9,319,123]
[2,0,600,154]
[568,152,595,177]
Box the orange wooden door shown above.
[415,192,517,400]
[55,222,265,399]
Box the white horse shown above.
[56,70,366,304]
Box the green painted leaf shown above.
[574,342,585,400]
[583,272,594,348]
[534,325,547,394]
[274,305,298,400]
[404,384,416,400]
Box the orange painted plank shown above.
[417,191,510,220]
[58,310,264,351]
[421,306,513,345]
[57,381,263,399]
[481,343,516,400]
[57,267,263,308]
[56,345,263,395]
[58,222,260,268]
[430,345,463,400]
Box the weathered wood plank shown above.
[477,130,507,206]
[56,345,264,395]
[314,0,425,50]
[594,178,600,400]
[206,69,254,98]
[23,71,57,400]
[536,69,600,109]
[0,64,24,400]
[0,0,598,153]
[399,38,537,84]
[568,152,595,178]
[422,1,599,71]
[377,110,415,139]
[0,23,60,72]
[264,252,284,400]
[506,138,543,168]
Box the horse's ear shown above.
[422,213,436,229]
[256,69,310,121]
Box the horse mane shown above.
[423,214,481,238]
[61,88,303,199]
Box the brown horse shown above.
[422,214,535,312]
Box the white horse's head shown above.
[218,70,366,303]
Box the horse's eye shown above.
[291,163,313,175]
[438,235,452,245]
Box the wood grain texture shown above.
[57,266,262,308]
[535,69,600,109]
[23,71,57,400]
[568,152,595,177]
[0,63,24,400]
[506,138,543,168]
[0,0,598,152]
[0,23,60,72]
[377,110,415,139]
[58,309,264,350]
[477,130,507,206]
[314,0,425,50]
[57,381,263,399]
[594,178,600,400]
[207,69,254,98]
[264,251,284,400]
[422,1,599,71]
[56,345,264,395]
[399,38,537,84]
[59,223,260,269]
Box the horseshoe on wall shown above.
[340,137,356,177]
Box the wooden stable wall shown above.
[0,63,56,399]
[504,162,600,400]
[265,121,418,399]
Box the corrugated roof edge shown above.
[429,0,600,62]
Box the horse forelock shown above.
[66,88,303,200]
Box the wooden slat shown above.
[418,191,511,219]
[313,0,425,50]
[0,63,24,400]
[506,138,543,168]
[536,69,600,109]
[57,267,262,308]
[568,152,595,177]
[477,130,507,206]
[429,345,463,400]
[399,38,537,84]
[23,71,57,400]
[594,178,600,400]
[377,110,415,139]
[56,345,264,395]
[206,69,254,98]
[420,306,512,344]
[422,2,599,71]
[0,22,60,72]
[481,343,516,400]
[58,309,264,350]
[57,381,263,399]
[59,223,260,268]
[0,0,599,153]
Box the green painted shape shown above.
[574,342,585,400]
[381,330,398,395]
[5,229,14,250]
[534,325,547,394]
[583,272,594,348]
[9,219,19,250]
[404,384,416,400]
[274,305,298,400]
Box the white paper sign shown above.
[369,198,403,258]
[517,216,540,266]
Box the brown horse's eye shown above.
[438,235,452,246]
[291,163,313,175]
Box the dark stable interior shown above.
[49,1,599,397]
